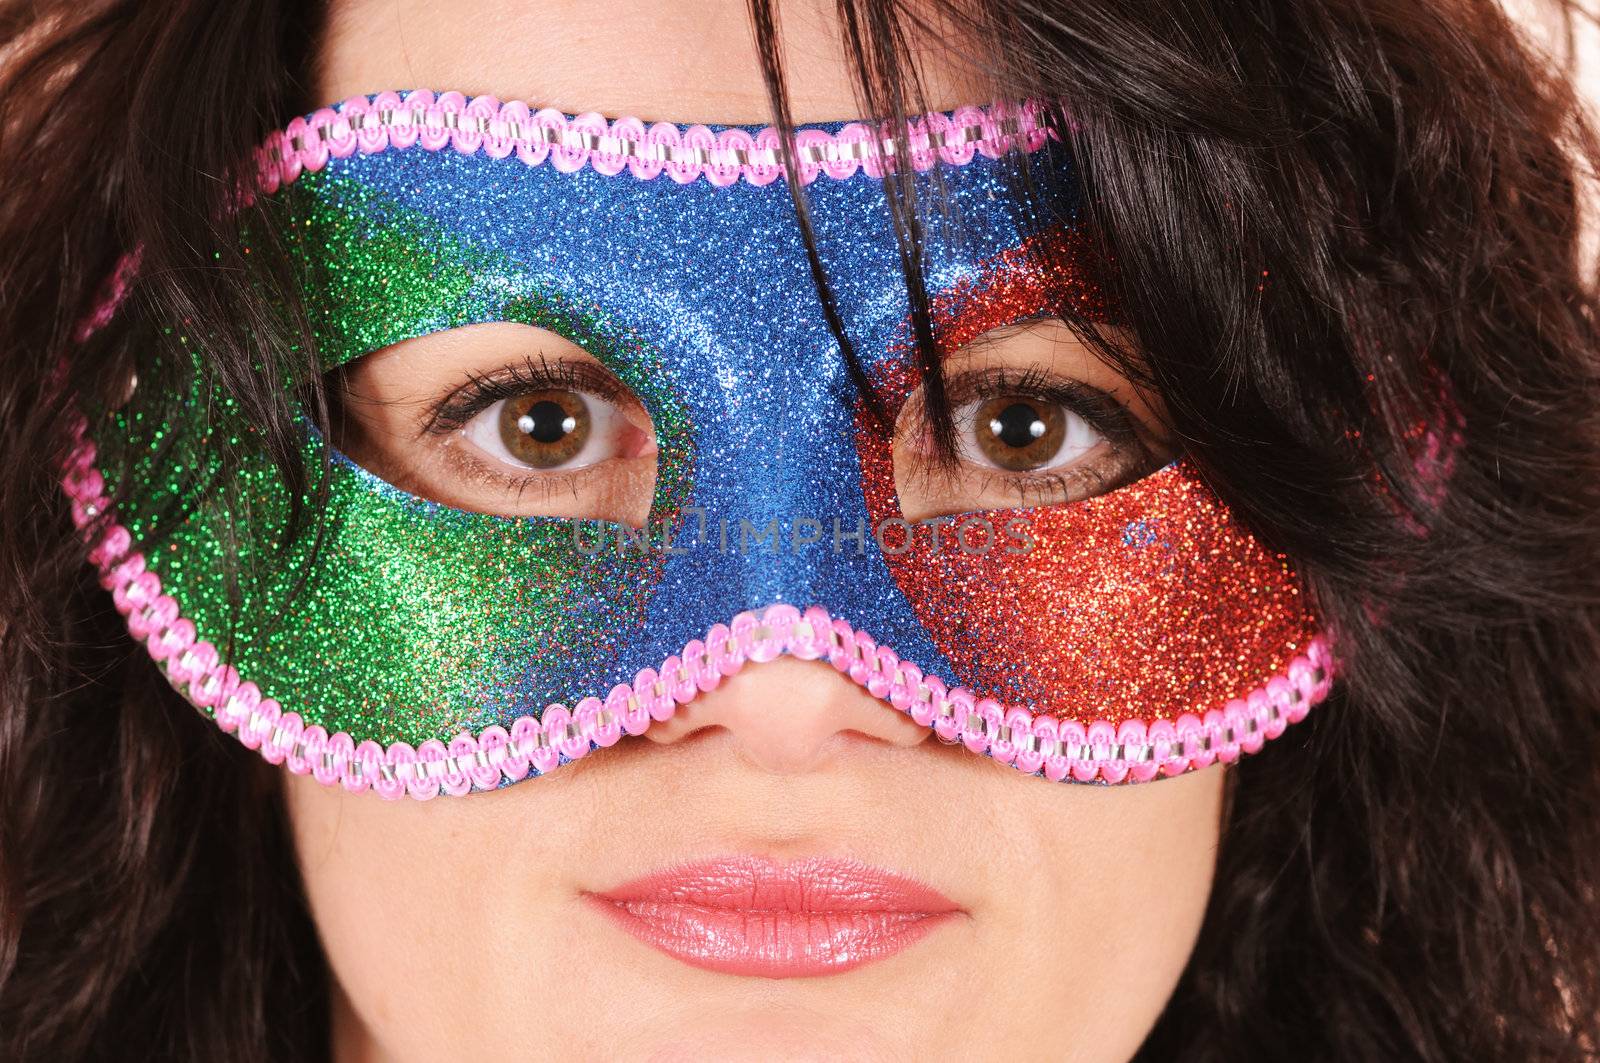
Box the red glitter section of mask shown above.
[862,460,1320,722]
[856,228,1322,724]
[869,226,1116,416]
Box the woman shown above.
[1,0,1597,1059]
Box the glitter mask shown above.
[63,91,1333,799]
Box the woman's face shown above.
[286,1,1225,1059]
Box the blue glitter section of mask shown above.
[297,141,1082,720]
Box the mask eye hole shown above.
[889,321,1172,521]
[328,324,659,528]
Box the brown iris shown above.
[497,389,590,468]
[975,397,1065,471]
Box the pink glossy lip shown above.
[586,856,962,978]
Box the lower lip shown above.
[586,856,961,978]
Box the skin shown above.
[286,2,1226,1059]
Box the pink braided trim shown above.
[62,424,1333,800]
[253,90,1060,193]
[74,248,142,344]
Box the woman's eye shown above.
[957,395,1104,473]
[462,388,639,472]
[890,370,1167,522]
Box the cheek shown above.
[283,772,602,1058]
[972,767,1224,1060]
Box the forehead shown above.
[265,109,1085,373]
[318,0,988,126]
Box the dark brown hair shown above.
[3,0,1599,1060]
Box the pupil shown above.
[517,400,576,443]
[990,402,1046,449]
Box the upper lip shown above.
[593,854,961,913]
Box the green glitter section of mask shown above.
[94,177,696,746]
[262,169,694,504]
[268,173,487,372]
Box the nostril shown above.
[640,655,933,776]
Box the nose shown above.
[642,655,933,775]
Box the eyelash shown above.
[423,354,635,437]
[940,363,1141,443]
